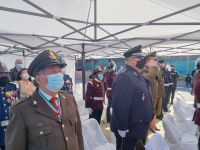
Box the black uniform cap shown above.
[123,45,144,58]
[158,59,164,64]
[28,50,67,77]
[0,61,9,73]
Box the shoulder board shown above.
[13,82,20,88]
[88,80,93,85]
[13,98,28,106]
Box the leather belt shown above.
[93,97,104,101]
[1,120,9,127]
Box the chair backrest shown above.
[162,115,182,144]
[145,133,170,150]
[82,118,108,150]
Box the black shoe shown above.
[156,116,163,120]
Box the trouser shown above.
[163,87,171,111]
[106,97,112,123]
[0,145,5,150]
[114,132,137,150]
[156,96,163,116]
[89,109,103,124]
[171,84,177,104]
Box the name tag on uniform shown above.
[1,120,9,127]
[142,94,145,101]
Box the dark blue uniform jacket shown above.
[111,65,153,138]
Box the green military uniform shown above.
[156,69,165,116]
[147,66,158,114]
[6,50,84,150]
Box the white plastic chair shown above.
[162,114,198,150]
[82,118,115,150]
[145,133,170,150]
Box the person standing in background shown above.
[0,61,19,150]
[9,59,23,82]
[104,61,116,123]
[85,66,105,124]
[192,70,200,150]
[15,68,36,100]
[170,65,179,104]
[156,60,165,120]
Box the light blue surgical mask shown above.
[45,73,64,92]
[97,73,104,81]
[16,64,23,70]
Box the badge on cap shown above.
[49,50,57,60]
[142,93,145,101]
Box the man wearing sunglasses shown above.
[110,45,153,150]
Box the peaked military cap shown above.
[146,51,157,58]
[28,50,67,77]
[123,45,144,58]
[158,59,164,63]
[92,66,103,75]
[0,61,9,73]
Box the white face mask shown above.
[21,73,30,80]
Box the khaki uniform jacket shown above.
[6,90,84,150]
[147,74,158,114]
[157,70,165,98]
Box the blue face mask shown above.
[45,73,64,92]
[16,64,23,70]
[97,73,104,81]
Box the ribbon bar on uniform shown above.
[93,97,104,101]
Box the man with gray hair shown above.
[9,59,23,81]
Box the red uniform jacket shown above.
[104,69,116,98]
[85,78,105,110]
[193,76,200,126]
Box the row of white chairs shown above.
[162,92,198,150]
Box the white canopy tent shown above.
[0,0,200,58]
[1,0,200,96]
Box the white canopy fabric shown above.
[0,0,200,58]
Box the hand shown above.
[118,130,126,138]
[87,108,93,115]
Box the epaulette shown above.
[12,98,28,106]
[12,81,20,89]
[88,80,93,86]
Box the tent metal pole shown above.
[94,0,97,40]
[97,22,200,26]
[144,28,200,48]
[81,44,86,99]
[23,0,93,40]
[97,3,200,41]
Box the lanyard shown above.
[38,89,62,117]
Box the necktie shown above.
[50,97,60,116]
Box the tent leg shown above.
[81,44,86,100]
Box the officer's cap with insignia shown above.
[123,45,144,58]
[0,61,9,73]
[28,50,67,77]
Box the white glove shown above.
[87,108,93,115]
[118,130,127,138]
